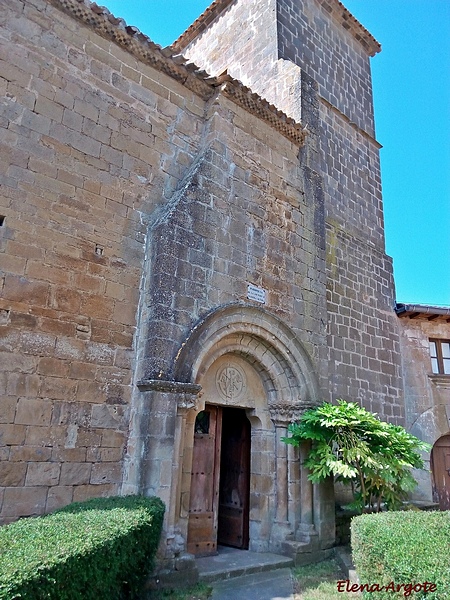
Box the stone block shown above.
[51,447,87,462]
[72,483,118,503]
[6,374,41,398]
[60,462,92,485]
[75,428,101,447]
[38,357,70,377]
[0,461,27,486]
[87,446,122,462]
[50,287,82,313]
[90,462,122,484]
[3,275,49,306]
[39,377,77,401]
[25,425,66,447]
[25,462,61,486]
[1,424,26,445]
[101,430,126,448]
[1,486,48,517]
[0,396,17,423]
[90,404,124,429]
[18,332,57,356]
[9,446,52,462]
[69,361,96,380]
[46,485,73,512]
[15,398,52,426]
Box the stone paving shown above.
[197,545,355,599]
[197,547,294,599]
[210,568,295,600]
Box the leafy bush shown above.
[0,495,165,600]
[283,400,430,512]
[352,511,450,599]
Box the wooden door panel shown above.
[431,435,450,511]
[187,406,222,556]
[218,506,244,547]
[217,408,250,549]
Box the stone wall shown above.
[124,91,329,509]
[174,0,303,122]
[178,0,404,422]
[0,0,329,532]
[0,0,205,522]
[277,0,378,135]
[397,316,450,501]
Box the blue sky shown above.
[99,1,450,306]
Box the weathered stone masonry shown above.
[1,0,333,561]
[177,0,404,422]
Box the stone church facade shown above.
[0,0,449,576]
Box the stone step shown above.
[197,546,294,583]
[335,545,359,583]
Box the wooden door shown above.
[187,407,222,556]
[217,407,251,549]
[431,434,450,510]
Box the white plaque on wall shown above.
[247,283,267,304]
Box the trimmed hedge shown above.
[0,495,165,600]
[352,510,450,599]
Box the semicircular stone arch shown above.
[174,303,321,414]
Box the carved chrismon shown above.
[216,363,247,401]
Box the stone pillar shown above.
[287,440,300,529]
[274,423,289,523]
[296,440,318,546]
[136,380,201,570]
[270,405,302,546]
[313,477,336,550]
[300,441,313,527]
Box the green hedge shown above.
[351,511,450,599]
[0,495,165,600]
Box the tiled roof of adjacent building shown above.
[396,303,450,323]
[47,0,307,145]
[172,0,381,57]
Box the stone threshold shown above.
[197,546,294,583]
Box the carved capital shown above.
[269,401,317,424]
[137,379,201,410]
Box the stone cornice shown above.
[47,0,307,146]
[428,374,450,389]
[172,0,381,57]
[217,73,308,146]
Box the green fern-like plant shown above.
[283,400,430,513]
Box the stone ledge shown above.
[137,379,202,394]
[428,374,450,388]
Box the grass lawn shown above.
[292,559,361,599]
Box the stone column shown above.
[300,440,313,527]
[274,423,289,524]
[270,405,300,544]
[136,379,201,566]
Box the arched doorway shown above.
[187,405,250,556]
[173,305,334,557]
[431,434,450,510]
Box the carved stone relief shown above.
[215,362,247,401]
